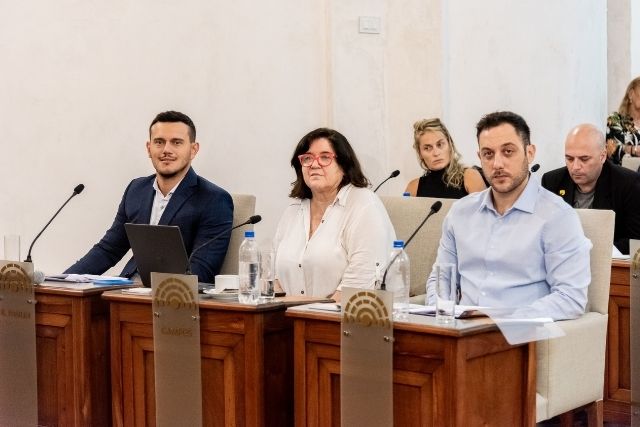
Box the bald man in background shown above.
[541,124,640,254]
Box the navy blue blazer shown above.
[541,160,640,254]
[65,167,233,283]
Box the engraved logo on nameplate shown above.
[342,291,391,328]
[153,277,197,310]
[0,263,31,294]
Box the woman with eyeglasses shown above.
[273,128,395,302]
[405,118,486,198]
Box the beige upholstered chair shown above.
[379,196,456,304]
[621,155,640,172]
[536,209,615,424]
[219,194,256,275]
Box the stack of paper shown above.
[44,274,133,285]
[408,305,488,319]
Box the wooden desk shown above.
[35,284,126,426]
[287,306,536,426]
[605,259,632,424]
[105,292,323,427]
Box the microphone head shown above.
[430,201,443,213]
[73,184,85,194]
[390,170,400,178]
[530,164,540,173]
[249,215,262,225]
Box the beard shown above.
[153,157,190,179]
[488,158,529,194]
[157,170,181,179]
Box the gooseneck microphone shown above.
[186,215,262,275]
[24,184,85,263]
[373,170,400,193]
[380,200,442,290]
[530,164,540,173]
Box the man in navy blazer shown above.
[65,111,233,283]
[541,123,640,254]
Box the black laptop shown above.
[124,223,214,292]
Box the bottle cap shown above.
[393,240,404,248]
[245,231,255,238]
[402,192,411,197]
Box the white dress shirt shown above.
[426,177,592,320]
[274,184,396,298]
[149,179,181,225]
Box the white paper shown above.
[37,282,99,290]
[44,274,129,283]
[121,288,152,295]
[490,317,553,324]
[307,303,341,312]
[481,307,564,345]
[408,304,488,318]
[612,245,630,260]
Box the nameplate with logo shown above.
[340,287,394,426]
[151,272,202,427]
[0,261,37,426]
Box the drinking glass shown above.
[433,263,457,324]
[260,249,275,300]
[4,234,21,261]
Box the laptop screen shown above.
[124,223,189,287]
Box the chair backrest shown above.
[380,196,456,297]
[219,194,256,275]
[621,155,640,172]
[576,209,615,314]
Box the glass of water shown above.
[433,263,457,324]
[260,248,275,300]
[4,234,21,261]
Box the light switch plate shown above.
[359,16,381,34]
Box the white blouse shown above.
[273,184,396,298]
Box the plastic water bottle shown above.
[238,231,260,304]
[386,240,410,320]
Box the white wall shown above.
[0,0,435,274]
[606,0,640,120]
[324,0,442,197]
[0,0,616,276]
[607,0,632,113]
[631,0,640,78]
[0,0,330,274]
[444,0,607,174]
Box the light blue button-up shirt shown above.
[426,177,592,320]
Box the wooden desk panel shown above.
[605,260,632,424]
[105,292,312,427]
[288,308,536,427]
[35,285,113,427]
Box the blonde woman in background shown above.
[607,76,640,165]
[405,118,486,198]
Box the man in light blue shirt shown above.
[427,111,592,320]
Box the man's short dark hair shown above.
[476,111,531,147]
[149,111,196,142]
[289,128,370,199]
